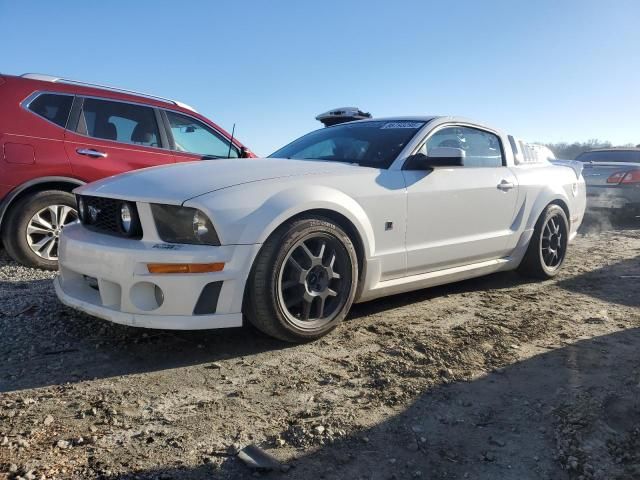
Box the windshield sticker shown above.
[381,122,424,129]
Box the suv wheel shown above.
[2,190,78,269]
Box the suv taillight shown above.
[607,169,640,185]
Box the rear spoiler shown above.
[550,159,583,179]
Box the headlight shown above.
[151,204,220,245]
[120,203,132,233]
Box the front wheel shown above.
[244,216,358,342]
[518,204,569,279]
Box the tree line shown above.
[543,139,638,159]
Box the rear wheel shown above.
[518,204,569,279]
[244,216,358,342]
[2,190,78,269]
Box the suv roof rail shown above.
[21,73,197,112]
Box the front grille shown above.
[77,195,142,239]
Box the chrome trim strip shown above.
[21,73,197,112]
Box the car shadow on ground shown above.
[107,327,640,480]
[557,256,640,308]
[2,236,637,393]
[0,267,532,393]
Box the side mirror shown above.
[404,147,465,170]
[239,146,249,158]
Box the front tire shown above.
[244,216,358,342]
[1,190,78,270]
[518,204,569,279]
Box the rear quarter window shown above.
[26,93,73,128]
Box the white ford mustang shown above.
[55,117,586,342]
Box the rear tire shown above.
[518,204,569,279]
[244,215,358,342]
[1,190,77,270]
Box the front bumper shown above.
[55,224,261,330]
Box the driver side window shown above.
[166,110,238,158]
[420,126,504,167]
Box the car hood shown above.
[75,158,366,205]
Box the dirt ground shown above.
[1,215,639,480]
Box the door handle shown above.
[497,180,515,191]
[76,148,107,158]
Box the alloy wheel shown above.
[277,233,353,330]
[26,205,78,260]
[540,214,567,268]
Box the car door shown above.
[403,124,519,275]
[162,110,240,163]
[64,97,175,182]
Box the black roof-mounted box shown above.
[316,107,372,127]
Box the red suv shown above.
[0,73,254,269]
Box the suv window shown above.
[421,126,504,167]
[27,93,73,128]
[78,98,161,148]
[166,111,238,158]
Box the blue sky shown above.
[1,0,639,155]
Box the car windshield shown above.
[576,150,640,163]
[270,120,426,168]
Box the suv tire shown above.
[2,190,77,270]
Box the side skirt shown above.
[355,257,515,303]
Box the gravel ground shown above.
[1,216,639,480]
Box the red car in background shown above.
[0,73,254,269]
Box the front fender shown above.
[186,184,375,259]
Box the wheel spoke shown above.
[316,296,325,318]
[59,206,75,226]
[301,298,312,320]
[47,206,60,229]
[30,235,53,252]
[318,242,326,262]
[45,237,57,258]
[27,224,52,236]
[32,213,53,230]
[287,256,303,272]
[299,242,315,261]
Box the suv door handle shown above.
[497,180,515,191]
[76,148,107,158]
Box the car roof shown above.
[332,116,504,135]
[583,147,640,153]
